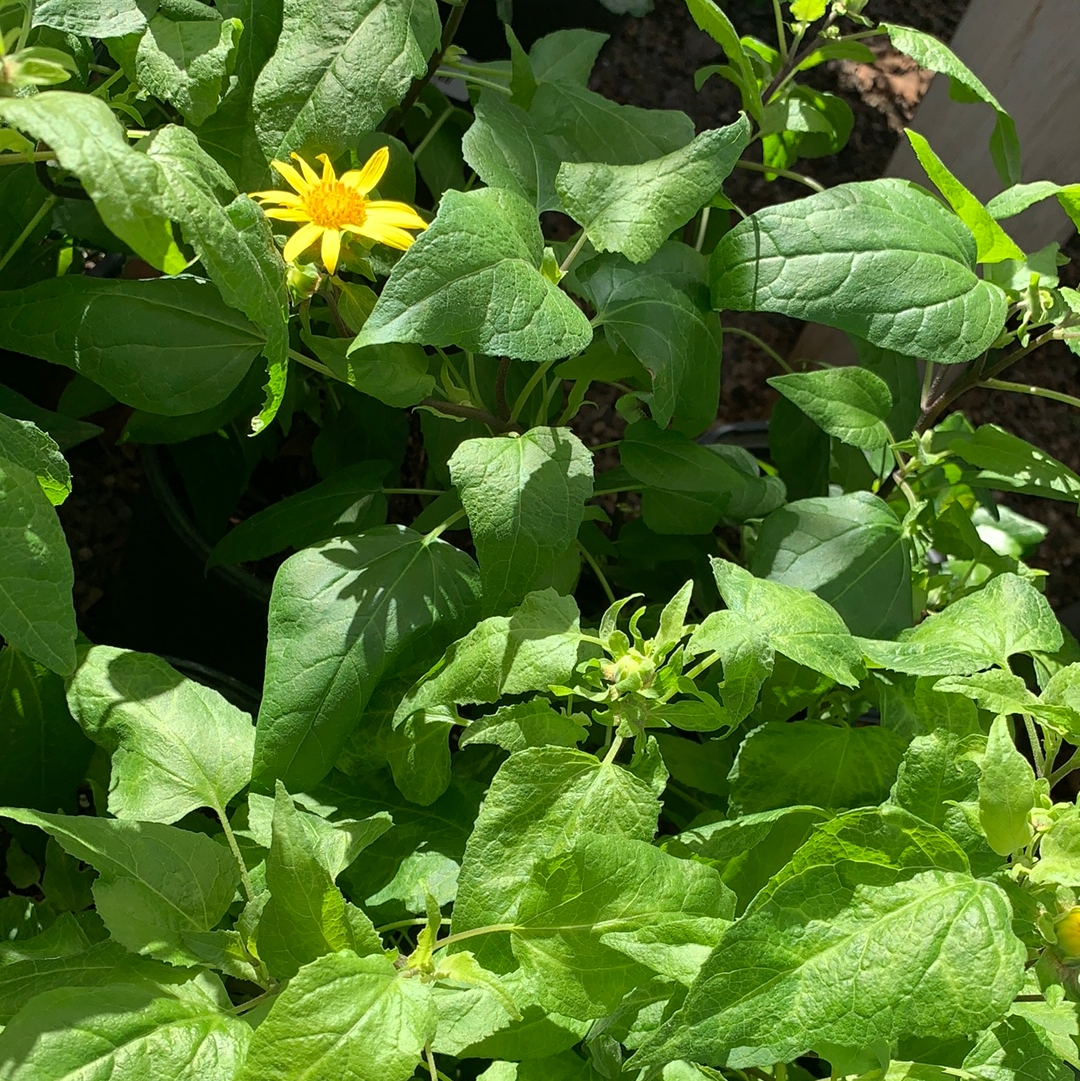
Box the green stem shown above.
[287,348,333,377]
[0,194,55,274]
[229,984,279,1015]
[1049,748,1080,788]
[977,377,1080,412]
[593,484,645,497]
[577,539,615,605]
[683,650,721,683]
[920,360,935,411]
[559,231,589,275]
[694,205,712,253]
[1023,714,1045,779]
[434,923,517,951]
[509,359,555,423]
[383,0,470,136]
[771,0,789,63]
[90,69,125,99]
[425,1044,439,1081]
[435,70,511,95]
[412,102,454,160]
[761,12,836,104]
[603,734,625,765]
[0,151,57,166]
[724,324,794,374]
[417,396,513,432]
[734,159,825,193]
[495,356,510,421]
[775,1063,788,1081]
[214,806,255,904]
[382,488,445,497]
[423,507,468,543]
[917,330,1055,433]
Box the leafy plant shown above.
[2,0,1080,1079]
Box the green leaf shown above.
[986,181,1080,233]
[528,29,606,86]
[393,589,582,726]
[978,715,1035,857]
[136,14,242,126]
[0,414,70,506]
[530,81,695,167]
[0,92,184,273]
[252,0,441,163]
[932,423,1080,505]
[208,460,388,569]
[790,0,827,21]
[459,700,589,753]
[256,782,382,979]
[307,331,434,410]
[254,526,481,791]
[591,265,724,436]
[0,383,101,453]
[767,367,893,451]
[331,770,482,915]
[751,491,913,639]
[1,644,91,820]
[684,610,774,729]
[143,126,288,428]
[32,0,153,36]
[880,23,1020,185]
[512,833,733,1019]
[1026,807,1080,887]
[236,950,436,1081]
[352,188,593,362]
[904,129,1023,264]
[450,427,593,615]
[710,558,865,686]
[0,275,265,416]
[682,0,762,122]
[0,983,251,1081]
[711,179,1008,364]
[556,119,751,265]
[665,806,831,914]
[963,1014,1072,1081]
[889,728,992,872]
[728,719,908,815]
[0,458,76,675]
[859,572,1062,675]
[387,707,455,806]
[634,831,1021,1068]
[451,746,660,972]
[934,670,1074,734]
[0,937,209,1025]
[462,92,562,214]
[621,423,784,533]
[0,807,239,966]
[65,645,255,823]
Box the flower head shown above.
[250,147,427,275]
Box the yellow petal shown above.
[270,159,310,195]
[342,146,389,195]
[263,209,312,221]
[290,152,320,187]
[365,201,428,231]
[249,188,302,205]
[283,222,324,264]
[316,153,337,184]
[320,228,342,274]
[346,220,417,251]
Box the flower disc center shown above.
[304,180,368,230]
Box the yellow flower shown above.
[250,147,427,275]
